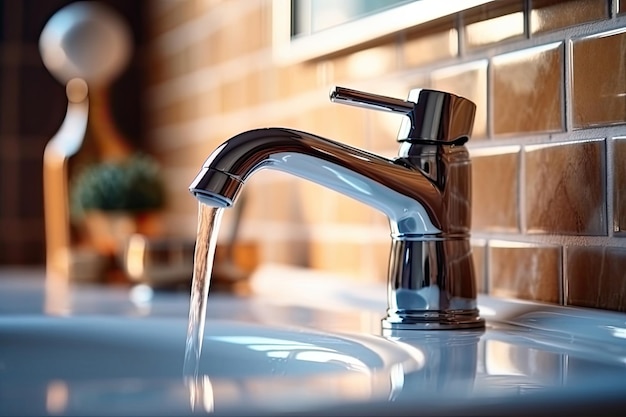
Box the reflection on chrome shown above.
[383,329,483,399]
[190,86,484,330]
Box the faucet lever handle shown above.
[329,85,476,144]
[329,86,414,116]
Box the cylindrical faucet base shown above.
[382,238,485,330]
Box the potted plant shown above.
[70,152,166,282]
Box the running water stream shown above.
[183,202,224,411]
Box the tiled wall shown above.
[145,0,626,312]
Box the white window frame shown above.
[272,0,495,64]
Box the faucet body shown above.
[190,87,484,330]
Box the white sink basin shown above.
[0,316,423,416]
[1,267,626,416]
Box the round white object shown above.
[39,1,132,86]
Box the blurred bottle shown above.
[41,2,163,292]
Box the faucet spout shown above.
[190,127,443,237]
[189,87,484,330]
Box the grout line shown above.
[485,48,494,140]
[611,0,618,18]
[559,245,566,306]
[471,231,626,248]
[484,238,491,294]
[606,137,615,237]
[518,144,526,234]
[524,0,531,39]
[562,245,569,306]
[563,31,573,133]
[395,31,405,71]
[456,11,465,58]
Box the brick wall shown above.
[145,0,626,311]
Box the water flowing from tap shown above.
[183,202,223,411]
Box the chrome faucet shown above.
[189,86,484,330]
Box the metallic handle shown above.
[330,86,414,116]
[329,85,476,144]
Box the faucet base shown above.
[385,238,484,330]
[382,309,485,330]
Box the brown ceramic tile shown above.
[198,89,223,118]
[243,71,263,108]
[530,0,608,35]
[403,17,458,68]
[166,186,199,220]
[367,109,410,153]
[525,139,606,235]
[155,44,195,82]
[431,61,488,139]
[370,205,392,231]
[463,0,524,49]
[614,137,626,235]
[239,10,265,55]
[260,178,297,222]
[150,102,182,128]
[333,193,375,225]
[309,241,366,277]
[489,241,561,304]
[264,240,312,267]
[331,44,398,82]
[314,104,369,149]
[221,76,247,113]
[242,178,268,222]
[471,240,487,293]
[572,29,626,128]
[205,9,264,65]
[366,241,392,283]
[298,179,335,224]
[366,79,429,152]
[221,71,265,113]
[148,1,197,38]
[151,94,211,128]
[154,144,208,176]
[273,62,320,99]
[492,43,564,135]
[566,246,626,312]
[470,147,520,232]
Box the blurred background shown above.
[0,0,147,264]
[1,0,625,311]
